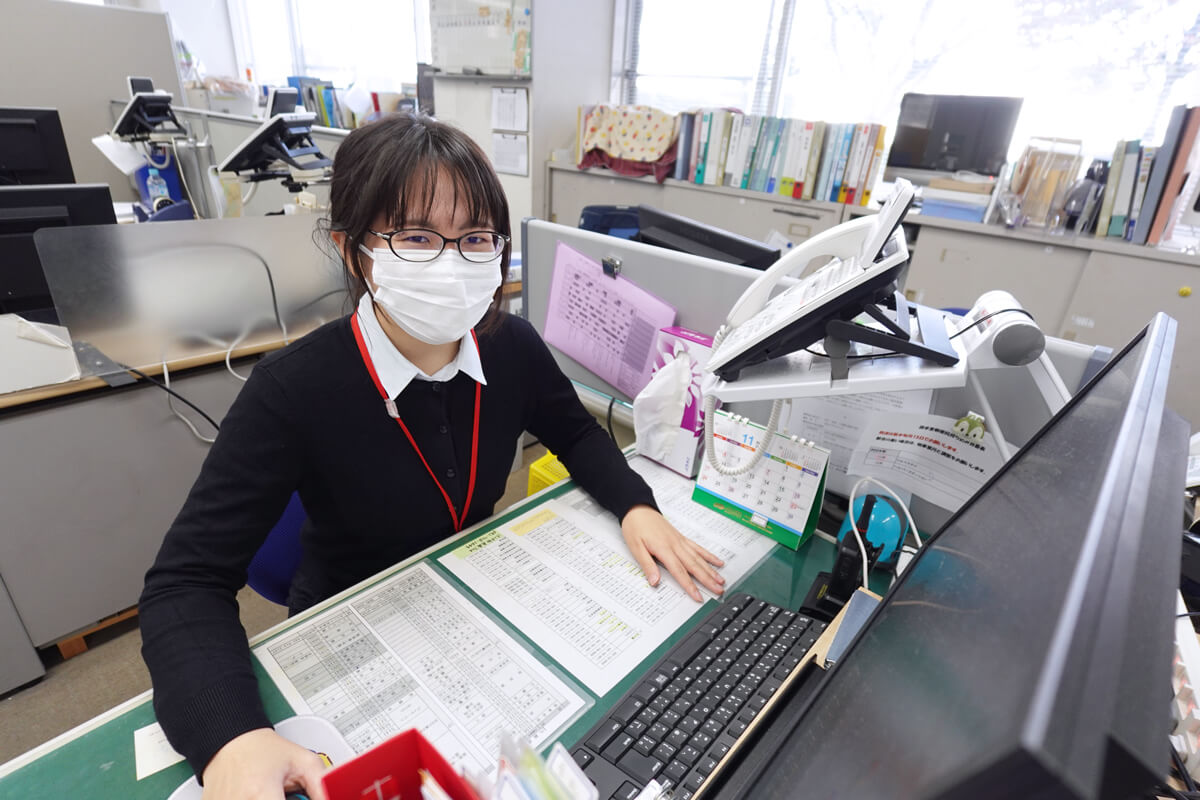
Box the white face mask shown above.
[360,245,502,345]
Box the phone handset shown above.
[703,215,878,477]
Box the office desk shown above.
[0,468,845,797]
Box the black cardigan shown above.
[138,312,656,776]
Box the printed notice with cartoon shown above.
[543,242,676,398]
[846,412,1006,511]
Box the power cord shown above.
[606,396,617,442]
[161,360,217,443]
[947,308,1035,341]
[123,365,220,440]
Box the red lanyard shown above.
[351,314,481,532]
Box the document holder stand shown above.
[822,291,959,382]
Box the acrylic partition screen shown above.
[34,214,350,377]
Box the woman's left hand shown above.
[621,504,726,602]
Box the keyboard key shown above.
[728,719,748,737]
[701,718,724,739]
[612,697,645,725]
[677,744,702,766]
[649,694,671,714]
[666,728,689,749]
[758,677,783,698]
[711,707,733,726]
[624,720,647,738]
[612,781,641,800]
[670,631,712,666]
[653,742,677,763]
[617,750,665,784]
[773,665,793,682]
[663,760,688,784]
[658,709,681,729]
[677,715,701,734]
[708,741,731,760]
[585,719,623,752]
[689,731,713,752]
[634,735,657,757]
[572,748,593,768]
[602,733,635,762]
[697,756,720,777]
[648,721,670,741]
[636,706,658,727]
[685,771,706,790]
[631,681,659,703]
[669,697,695,717]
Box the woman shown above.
[139,113,725,798]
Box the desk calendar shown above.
[694,409,831,549]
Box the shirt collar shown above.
[354,292,486,399]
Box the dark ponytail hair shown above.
[318,113,511,334]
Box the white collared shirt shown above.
[354,292,487,399]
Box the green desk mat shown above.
[0,475,866,796]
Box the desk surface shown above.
[0,469,849,797]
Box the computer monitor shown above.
[0,107,76,186]
[126,76,156,98]
[635,205,780,270]
[0,183,117,320]
[218,111,332,176]
[266,87,300,118]
[710,313,1186,799]
[884,93,1023,185]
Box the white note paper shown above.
[439,457,776,694]
[133,723,185,780]
[846,412,1006,511]
[253,563,586,774]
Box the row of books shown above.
[286,76,418,129]
[1094,103,1200,247]
[674,112,887,206]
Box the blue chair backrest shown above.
[247,492,306,606]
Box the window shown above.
[617,0,1200,160]
[228,0,431,90]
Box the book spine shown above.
[703,110,722,186]
[861,124,887,205]
[767,119,791,194]
[842,123,870,205]
[695,110,712,184]
[749,117,777,192]
[1134,104,1188,244]
[722,113,743,186]
[1125,145,1156,237]
[688,111,703,182]
[713,111,733,186]
[1149,107,1200,245]
[804,121,827,201]
[816,122,835,203]
[791,121,815,199]
[829,124,854,202]
[1107,138,1140,236]
[672,112,692,180]
[1094,140,1124,238]
[740,115,764,189]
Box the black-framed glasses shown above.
[367,228,510,263]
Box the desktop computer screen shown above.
[0,107,75,186]
[710,313,1186,799]
[635,205,780,270]
[0,183,117,321]
[884,93,1023,184]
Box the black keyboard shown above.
[571,593,826,800]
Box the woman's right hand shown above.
[201,728,330,800]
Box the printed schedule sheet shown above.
[439,457,777,694]
[253,563,587,773]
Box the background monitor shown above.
[712,313,1186,799]
[635,205,780,270]
[0,183,116,322]
[884,93,1023,184]
[267,87,299,118]
[0,107,76,186]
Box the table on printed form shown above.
[0,455,861,797]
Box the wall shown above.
[0,0,181,199]
[140,0,240,80]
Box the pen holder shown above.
[321,729,483,800]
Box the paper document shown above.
[491,87,529,131]
[543,242,677,399]
[492,133,529,175]
[253,563,586,773]
[133,722,185,780]
[846,412,1006,511]
[439,457,775,694]
[784,390,933,496]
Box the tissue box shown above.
[649,327,714,477]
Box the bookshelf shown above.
[546,162,1200,426]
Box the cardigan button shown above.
[439,425,449,434]
[431,383,442,392]
[446,468,457,479]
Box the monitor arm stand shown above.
[822,290,960,382]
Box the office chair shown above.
[246,492,306,606]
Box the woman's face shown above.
[359,169,496,293]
